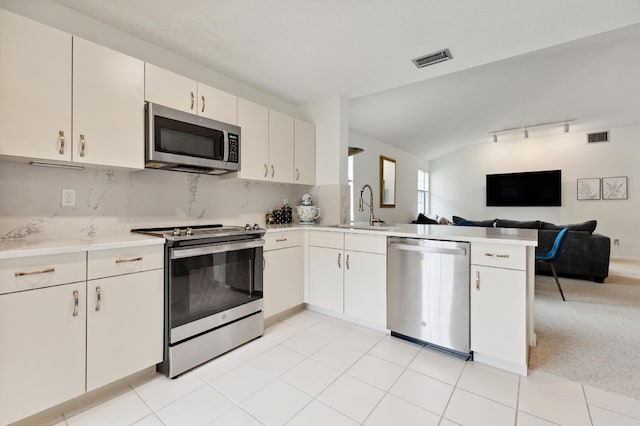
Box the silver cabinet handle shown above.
[270,165,275,178]
[337,252,341,268]
[276,238,288,242]
[15,267,55,277]
[59,130,65,155]
[475,271,480,290]
[201,95,205,113]
[95,286,101,311]
[264,164,268,178]
[484,252,509,259]
[115,256,143,264]
[190,92,195,110]
[73,289,79,317]
[79,134,86,157]
[346,254,350,270]
[296,168,300,181]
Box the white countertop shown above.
[267,223,538,246]
[0,233,165,259]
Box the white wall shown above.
[430,125,640,260]
[350,130,429,224]
[0,161,308,238]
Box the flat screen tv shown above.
[486,170,561,206]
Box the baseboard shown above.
[264,304,306,328]
[610,256,640,262]
[10,367,157,426]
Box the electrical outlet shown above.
[283,198,289,206]
[614,239,620,246]
[61,188,76,207]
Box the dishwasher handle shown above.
[388,241,467,256]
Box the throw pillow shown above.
[495,219,542,229]
[540,220,597,234]
[416,213,438,224]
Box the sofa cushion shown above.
[495,219,541,229]
[414,213,438,224]
[541,220,597,235]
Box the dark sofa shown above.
[451,217,611,282]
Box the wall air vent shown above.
[412,48,453,69]
[587,131,609,143]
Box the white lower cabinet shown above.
[86,269,164,391]
[470,243,527,371]
[0,243,164,424]
[308,231,387,327]
[263,231,305,318]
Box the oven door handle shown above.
[170,239,265,259]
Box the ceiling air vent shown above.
[587,131,609,144]
[412,48,453,69]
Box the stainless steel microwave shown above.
[145,102,240,175]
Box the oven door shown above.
[168,239,263,343]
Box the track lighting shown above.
[489,119,575,142]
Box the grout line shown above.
[582,384,595,426]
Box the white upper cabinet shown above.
[237,98,270,181]
[198,82,238,124]
[144,63,198,114]
[0,10,143,169]
[73,38,144,169]
[294,118,316,185]
[268,109,294,183]
[0,9,72,162]
[145,63,238,124]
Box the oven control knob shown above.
[253,223,260,230]
[244,224,252,231]
[186,227,193,236]
[173,228,181,236]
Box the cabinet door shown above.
[145,63,197,113]
[294,118,316,185]
[0,283,86,425]
[308,246,344,313]
[263,246,304,318]
[86,269,164,391]
[198,82,238,125]
[268,109,294,183]
[344,251,386,326]
[73,38,144,169]
[470,265,526,365]
[0,9,72,161]
[237,98,269,181]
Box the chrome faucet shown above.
[359,184,381,226]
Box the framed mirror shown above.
[380,155,396,208]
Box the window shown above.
[348,155,354,222]
[417,169,429,215]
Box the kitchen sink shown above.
[332,222,396,231]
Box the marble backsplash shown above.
[0,161,314,239]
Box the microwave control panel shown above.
[228,133,239,163]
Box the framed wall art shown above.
[602,176,628,200]
[577,178,601,200]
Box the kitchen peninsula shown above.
[267,223,538,376]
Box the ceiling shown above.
[49,0,640,160]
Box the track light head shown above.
[524,128,529,139]
[493,134,497,143]
[563,123,570,133]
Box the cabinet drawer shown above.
[309,230,344,249]
[471,243,526,270]
[88,245,164,280]
[0,252,86,295]
[345,233,387,254]
[264,231,304,251]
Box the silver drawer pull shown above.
[95,286,102,311]
[276,238,288,242]
[346,254,350,270]
[337,252,341,268]
[15,267,55,277]
[191,92,195,110]
[79,134,86,157]
[115,256,143,264]
[201,95,205,112]
[484,253,510,259]
[475,271,480,290]
[73,289,79,317]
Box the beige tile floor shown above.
[57,310,640,426]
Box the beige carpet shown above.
[529,260,640,399]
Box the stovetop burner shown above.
[132,223,264,241]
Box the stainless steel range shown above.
[132,224,265,378]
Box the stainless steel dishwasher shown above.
[387,237,471,358]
